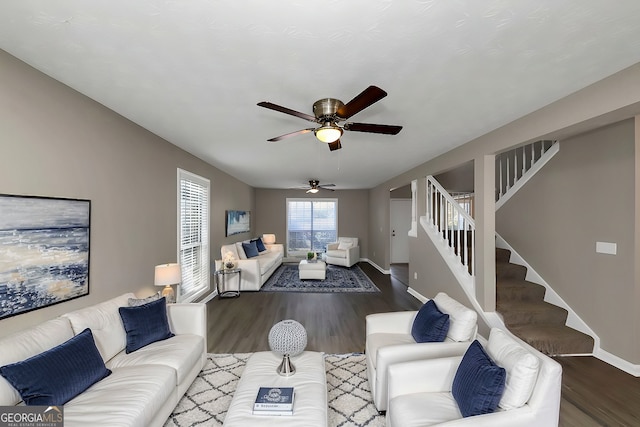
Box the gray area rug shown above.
[260,264,380,293]
[165,353,384,427]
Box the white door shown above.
[390,199,411,263]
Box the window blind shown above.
[178,169,210,302]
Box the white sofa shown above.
[219,239,284,291]
[386,328,562,426]
[366,292,478,412]
[0,293,207,427]
[325,237,360,267]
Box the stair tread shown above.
[498,300,567,313]
[509,324,594,355]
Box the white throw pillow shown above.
[486,328,540,410]
[337,241,353,250]
[433,292,477,342]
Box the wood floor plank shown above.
[205,262,640,427]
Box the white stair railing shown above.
[496,140,559,209]
[426,176,475,277]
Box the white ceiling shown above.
[2,0,640,190]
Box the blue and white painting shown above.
[226,210,250,236]
[0,195,90,319]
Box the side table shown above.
[214,268,241,298]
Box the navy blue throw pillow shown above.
[452,340,506,417]
[0,328,111,405]
[119,297,174,353]
[252,237,267,252]
[242,240,260,258]
[411,299,450,342]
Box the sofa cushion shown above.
[434,292,477,342]
[0,328,111,405]
[252,237,267,252]
[389,391,461,426]
[486,328,540,410]
[128,292,160,307]
[326,249,347,259]
[119,298,175,353]
[452,340,506,417]
[257,253,279,275]
[242,240,259,258]
[235,242,248,259]
[411,300,450,343]
[108,334,204,386]
[0,317,75,406]
[64,364,175,427]
[337,241,353,250]
[63,293,134,362]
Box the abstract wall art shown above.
[225,210,250,236]
[0,194,91,319]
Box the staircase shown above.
[496,247,594,355]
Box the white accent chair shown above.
[366,292,478,412]
[325,237,360,267]
[386,328,562,426]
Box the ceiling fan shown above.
[257,85,402,151]
[294,180,335,193]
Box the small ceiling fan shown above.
[294,180,335,193]
[258,85,402,151]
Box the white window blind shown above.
[286,198,337,257]
[178,169,210,302]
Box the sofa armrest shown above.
[388,356,462,397]
[264,243,284,255]
[167,303,207,350]
[366,311,417,335]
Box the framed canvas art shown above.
[0,194,91,319]
[226,210,250,236]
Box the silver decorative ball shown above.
[268,319,307,357]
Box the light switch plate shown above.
[596,241,617,255]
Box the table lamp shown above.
[268,319,307,376]
[154,263,180,304]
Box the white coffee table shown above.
[298,260,326,280]
[223,351,328,426]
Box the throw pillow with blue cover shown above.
[452,340,506,417]
[242,240,260,258]
[252,237,267,252]
[411,299,450,342]
[119,297,175,353]
[0,328,111,405]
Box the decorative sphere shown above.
[268,320,307,357]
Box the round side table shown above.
[214,268,241,298]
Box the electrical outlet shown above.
[414,272,418,280]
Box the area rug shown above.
[164,353,385,427]
[260,264,380,293]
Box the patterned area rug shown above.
[165,353,384,427]
[260,264,380,293]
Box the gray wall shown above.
[0,50,254,337]
[496,120,637,362]
[254,189,369,257]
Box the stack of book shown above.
[252,386,295,416]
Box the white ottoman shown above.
[298,260,326,280]
[223,351,328,426]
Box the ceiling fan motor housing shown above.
[313,98,345,120]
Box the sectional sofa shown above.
[0,293,206,427]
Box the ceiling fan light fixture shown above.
[306,188,320,194]
[314,123,342,143]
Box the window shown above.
[286,198,337,257]
[177,169,210,302]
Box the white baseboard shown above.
[199,290,218,304]
[594,347,640,377]
[407,287,427,303]
[363,258,390,274]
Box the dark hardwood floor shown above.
[205,262,640,426]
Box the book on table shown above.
[252,387,295,416]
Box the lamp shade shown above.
[262,234,276,245]
[268,320,307,357]
[314,124,342,143]
[154,263,181,286]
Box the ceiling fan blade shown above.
[344,122,403,135]
[267,128,315,142]
[319,183,336,187]
[328,140,342,151]
[257,102,317,122]
[337,86,387,119]
[320,186,335,191]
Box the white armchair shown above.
[366,292,478,412]
[386,328,562,426]
[325,237,360,267]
